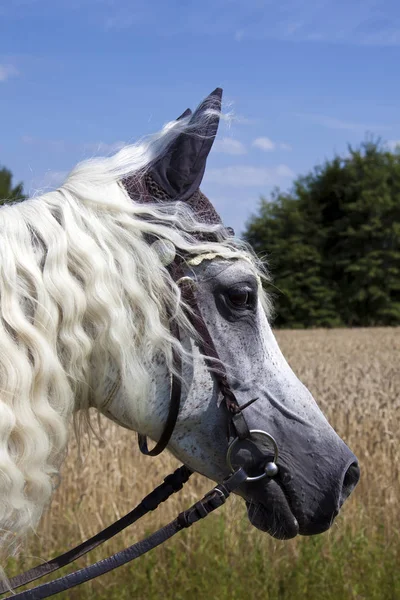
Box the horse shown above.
[0,88,359,569]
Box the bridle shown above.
[1,253,280,600]
[138,253,279,478]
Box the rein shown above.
[0,466,191,596]
[2,468,247,600]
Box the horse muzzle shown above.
[227,428,360,539]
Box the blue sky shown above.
[1,0,400,233]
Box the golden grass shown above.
[8,328,400,597]
[277,327,399,526]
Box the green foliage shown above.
[244,139,400,327]
[0,166,26,205]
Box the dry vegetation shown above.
[5,328,400,599]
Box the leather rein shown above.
[0,258,279,599]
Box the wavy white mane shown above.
[0,111,268,559]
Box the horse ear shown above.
[149,88,222,201]
[176,108,192,120]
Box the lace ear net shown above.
[122,88,227,229]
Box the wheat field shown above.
[5,328,400,599]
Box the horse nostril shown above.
[339,461,360,507]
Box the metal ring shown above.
[226,429,279,482]
[175,276,196,289]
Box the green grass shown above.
[5,503,399,600]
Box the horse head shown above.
[100,88,360,539]
[0,88,359,559]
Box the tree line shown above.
[244,140,400,328]
[0,166,26,205]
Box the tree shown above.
[244,139,400,327]
[0,166,26,205]
[246,189,340,328]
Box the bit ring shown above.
[226,429,279,482]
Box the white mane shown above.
[0,111,267,558]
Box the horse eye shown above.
[227,290,250,307]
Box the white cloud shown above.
[21,136,126,155]
[22,135,67,151]
[213,137,247,155]
[253,137,275,151]
[252,137,292,152]
[0,64,18,82]
[104,13,136,31]
[98,1,400,47]
[30,170,69,193]
[296,113,391,132]
[82,141,126,154]
[21,135,34,144]
[206,164,295,187]
[233,1,400,48]
[2,1,400,48]
[230,114,258,126]
[202,194,261,236]
[234,29,245,42]
[387,140,400,151]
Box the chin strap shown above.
[137,314,183,456]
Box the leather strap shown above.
[179,279,251,440]
[5,468,247,600]
[0,466,192,595]
[138,318,182,456]
[137,257,251,458]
